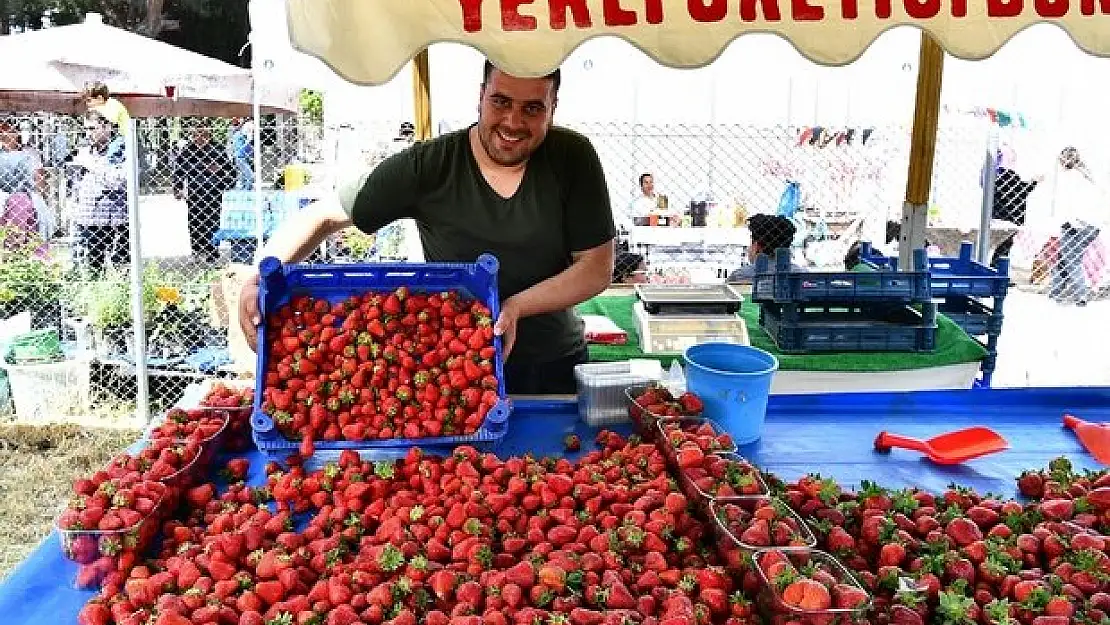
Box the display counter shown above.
[1,386,1106,625]
[577,294,988,394]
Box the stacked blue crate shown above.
[752,248,938,354]
[860,241,1009,387]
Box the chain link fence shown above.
[2,107,1108,420]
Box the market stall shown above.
[5,3,1110,625]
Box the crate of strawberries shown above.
[251,254,512,458]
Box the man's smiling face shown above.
[476,67,557,167]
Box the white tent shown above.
[0,13,298,116]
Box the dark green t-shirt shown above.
[338,125,616,364]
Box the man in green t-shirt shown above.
[238,60,616,394]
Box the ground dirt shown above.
[0,424,139,581]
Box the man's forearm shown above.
[257,197,352,265]
[510,249,613,319]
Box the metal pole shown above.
[977,129,999,264]
[124,118,149,420]
[253,77,264,258]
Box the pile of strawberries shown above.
[779,457,1110,625]
[79,431,755,625]
[259,288,501,449]
[62,375,1110,625]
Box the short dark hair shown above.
[483,60,561,94]
[844,241,862,270]
[748,214,796,253]
[82,81,110,100]
[639,173,653,186]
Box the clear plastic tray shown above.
[55,481,168,587]
[625,383,689,438]
[753,548,872,625]
[574,362,659,427]
[711,497,817,569]
[147,407,230,470]
[656,416,737,467]
[677,452,770,507]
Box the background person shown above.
[173,119,235,263]
[728,214,805,283]
[83,82,131,137]
[70,110,128,274]
[1049,146,1104,306]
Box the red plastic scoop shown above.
[874,427,1009,465]
[1063,414,1110,465]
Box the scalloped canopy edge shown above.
[285,0,1110,86]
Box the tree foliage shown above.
[299,89,323,126]
[0,0,250,67]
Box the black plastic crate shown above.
[860,241,1010,299]
[939,295,1004,337]
[759,302,938,353]
[752,248,931,304]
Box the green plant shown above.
[0,228,64,308]
[337,229,376,259]
[300,89,324,126]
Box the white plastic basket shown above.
[0,355,92,421]
[574,361,662,427]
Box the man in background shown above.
[173,120,234,263]
[728,214,805,283]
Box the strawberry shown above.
[77,601,111,625]
[563,434,581,452]
[1039,498,1074,521]
[781,579,832,610]
[945,517,983,547]
[677,392,704,415]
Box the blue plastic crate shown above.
[759,302,938,353]
[860,241,1010,299]
[938,295,1004,337]
[752,248,931,304]
[250,254,512,460]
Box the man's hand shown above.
[493,297,521,360]
[238,270,262,352]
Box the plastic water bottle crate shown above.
[759,302,938,353]
[860,241,1010,299]
[251,254,512,461]
[752,248,932,304]
[938,295,1004,337]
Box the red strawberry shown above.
[945,517,983,547]
[563,434,581,452]
[77,602,111,625]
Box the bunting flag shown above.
[942,104,1031,129]
[794,127,878,148]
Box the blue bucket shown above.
[683,342,779,445]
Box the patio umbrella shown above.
[0,12,298,116]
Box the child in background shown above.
[83,82,131,136]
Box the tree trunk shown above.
[145,0,164,36]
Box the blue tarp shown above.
[2,387,1109,624]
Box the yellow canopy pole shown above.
[900,32,945,269]
[412,49,433,141]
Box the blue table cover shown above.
[4,387,1109,624]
